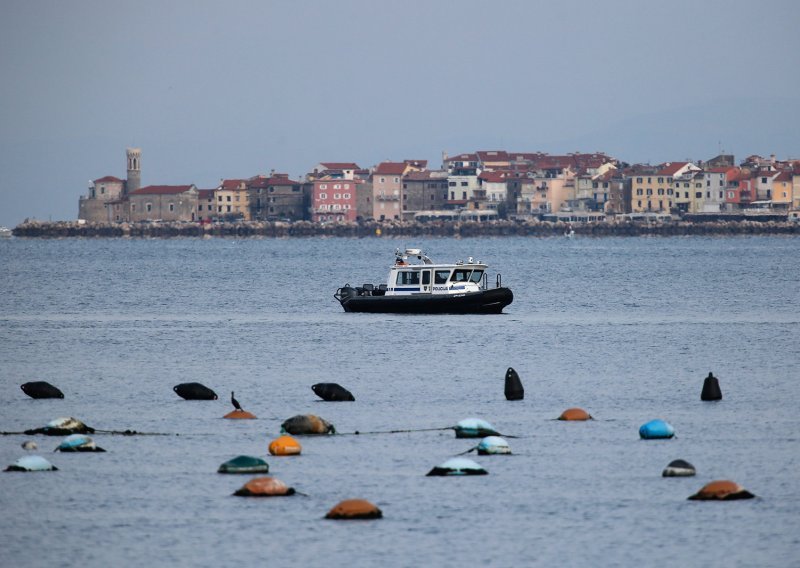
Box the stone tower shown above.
[126,147,141,195]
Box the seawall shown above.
[11,219,800,238]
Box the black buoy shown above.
[20,381,64,399]
[173,382,218,400]
[231,391,242,410]
[312,383,355,401]
[701,372,722,401]
[504,367,524,400]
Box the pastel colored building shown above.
[372,162,409,220]
[214,179,250,221]
[248,174,305,221]
[312,177,358,222]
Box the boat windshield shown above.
[450,269,471,283]
[469,269,484,283]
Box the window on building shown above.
[218,196,222,202]
[226,196,231,202]
[226,205,231,212]
[449,181,456,187]
[169,203,175,212]
[379,178,385,183]
[460,181,468,186]
[334,193,341,199]
[462,191,467,199]
[320,193,327,199]
[146,203,152,212]
[320,184,327,189]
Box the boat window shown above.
[422,271,431,285]
[434,270,450,284]
[396,271,420,286]
[450,269,471,283]
[469,269,484,283]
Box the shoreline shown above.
[9,219,800,238]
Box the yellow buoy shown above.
[223,409,257,419]
[558,408,592,421]
[269,435,302,456]
[688,480,755,501]
[325,499,382,520]
[375,228,382,236]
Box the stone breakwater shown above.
[11,219,800,238]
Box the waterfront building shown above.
[128,185,198,222]
[214,179,250,221]
[248,174,305,221]
[311,177,358,222]
[401,170,449,220]
[702,167,736,212]
[197,189,215,221]
[78,147,142,223]
[772,171,793,210]
[444,153,483,209]
[725,169,755,209]
[631,161,700,213]
[372,162,409,220]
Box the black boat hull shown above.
[337,287,513,314]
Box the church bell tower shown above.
[126,147,141,195]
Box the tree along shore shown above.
[10,219,800,238]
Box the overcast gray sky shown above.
[1,0,798,227]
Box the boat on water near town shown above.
[334,248,513,314]
[0,226,12,238]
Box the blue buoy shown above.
[454,418,499,439]
[5,455,59,472]
[55,434,105,452]
[639,419,675,439]
[477,436,511,455]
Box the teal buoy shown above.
[426,457,487,476]
[5,455,58,472]
[639,419,675,439]
[218,455,270,474]
[56,434,105,452]
[477,436,511,455]
[454,418,499,439]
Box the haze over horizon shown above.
[1,0,798,228]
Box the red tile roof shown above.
[657,162,691,176]
[374,162,407,175]
[131,185,195,195]
[774,171,792,182]
[219,179,247,190]
[94,175,124,183]
[198,189,215,199]
[477,150,510,162]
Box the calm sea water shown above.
[1,235,798,567]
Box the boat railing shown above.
[496,274,502,288]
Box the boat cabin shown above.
[385,249,488,296]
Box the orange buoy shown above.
[558,408,592,421]
[233,476,295,497]
[269,435,302,456]
[223,409,257,419]
[325,499,382,520]
[688,480,755,501]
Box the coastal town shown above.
[73,148,800,230]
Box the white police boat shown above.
[334,248,513,314]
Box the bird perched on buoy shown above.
[224,391,256,419]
